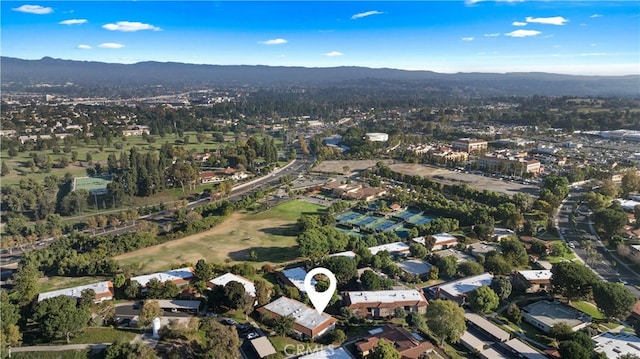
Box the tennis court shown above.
[352,215,379,227]
[336,211,363,223]
[406,213,435,226]
[371,219,398,231]
[394,210,421,220]
[72,176,112,194]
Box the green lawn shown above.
[116,200,323,272]
[571,301,604,320]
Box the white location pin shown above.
[304,267,337,315]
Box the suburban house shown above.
[258,296,336,340]
[208,273,256,297]
[430,273,494,305]
[343,289,428,318]
[356,324,434,359]
[37,281,115,303]
[512,270,552,294]
[522,300,591,333]
[131,267,194,288]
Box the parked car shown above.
[246,332,259,340]
[221,318,238,326]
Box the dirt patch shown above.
[388,163,539,196]
[312,159,394,174]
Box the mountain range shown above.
[2,56,639,97]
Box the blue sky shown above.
[2,1,639,75]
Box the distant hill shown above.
[1,56,638,97]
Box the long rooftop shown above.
[346,290,427,306]
[437,273,494,298]
[131,267,194,287]
[262,296,335,332]
[209,273,256,297]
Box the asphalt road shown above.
[556,186,640,297]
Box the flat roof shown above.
[131,267,194,287]
[262,296,334,331]
[432,233,458,244]
[503,339,547,359]
[398,259,432,275]
[593,332,640,358]
[460,330,486,351]
[437,273,494,298]
[299,347,352,359]
[155,300,201,310]
[368,242,410,255]
[479,347,509,359]
[517,270,552,282]
[433,249,474,263]
[523,301,591,329]
[329,251,357,259]
[346,290,426,305]
[249,336,277,358]
[465,312,510,342]
[38,281,113,302]
[209,273,256,297]
[282,267,315,293]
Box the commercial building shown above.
[512,270,552,294]
[412,233,458,251]
[356,325,434,359]
[522,300,591,333]
[37,281,115,303]
[258,296,336,340]
[366,132,389,142]
[131,267,194,288]
[208,273,256,297]
[593,332,640,358]
[344,290,428,318]
[452,138,488,153]
[278,267,315,294]
[431,273,494,305]
[477,153,541,175]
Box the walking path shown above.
[10,333,160,354]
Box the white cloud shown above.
[580,52,608,57]
[590,14,602,18]
[98,42,125,49]
[525,16,569,25]
[351,10,383,20]
[102,21,161,32]
[324,51,344,57]
[259,38,287,45]
[76,44,92,50]
[462,37,474,41]
[59,19,87,25]
[484,33,500,37]
[512,21,527,26]
[12,4,53,14]
[505,29,541,37]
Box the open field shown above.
[115,200,324,273]
[39,275,111,293]
[311,159,394,174]
[388,163,540,196]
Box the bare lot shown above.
[388,163,539,196]
[312,159,394,174]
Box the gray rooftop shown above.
[397,259,432,275]
[523,301,591,329]
[262,296,334,331]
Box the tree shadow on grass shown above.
[258,223,299,237]
[227,246,298,263]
